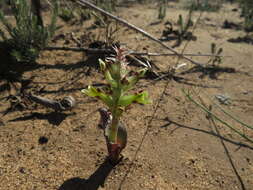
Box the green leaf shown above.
[122,68,147,92]
[217,48,223,55]
[105,69,117,88]
[135,91,151,104]
[99,59,118,88]
[99,58,106,71]
[109,62,120,80]
[177,14,183,32]
[0,10,4,20]
[81,85,98,97]
[121,75,138,92]
[81,85,113,107]
[118,91,151,107]
[118,94,136,107]
[211,43,216,54]
[138,68,148,77]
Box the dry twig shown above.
[28,94,76,111]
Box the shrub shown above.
[158,0,168,20]
[59,7,75,22]
[0,0,58,64]
[94,0,117,13]
[238,0,253,32]
[184,0,222,12]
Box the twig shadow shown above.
[210,118,246,190]
[180,65,236,79]
[9,112,73,126]
[228,36,253,45]
[39,54,101,71]
[161,117,253,150]
[148,72,221,89]
[58,159,115,190]
[162,117,248,189]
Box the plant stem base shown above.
[106,142,123,165]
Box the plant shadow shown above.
[32,55,105,94]
[38,56,100,71]
[58,159,115,190]
[180,65,236,79]
[9,112,73,126]
[208,117,247,190]
[228,36,253,45]
[160,20,197,48]
[0,48,103,93]
[0,42,41,80]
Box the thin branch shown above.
[44,46,229,57]
[202,89,253,131]
[182,89,253,144]
[74,0,205,67]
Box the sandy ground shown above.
[0,1,253,190]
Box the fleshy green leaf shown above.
[99,59,118,88]
[135,91,151,104]
[118,91,151,107]
[81,85,113,107]
[118,94,136,107]
[81,85,98,97]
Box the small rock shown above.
[215,94,231,105]
[19,167,25,174]
[38,136,48,145]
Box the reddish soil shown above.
[0,2,253,190]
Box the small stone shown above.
[19,167,25,174]
[38,136,48,145]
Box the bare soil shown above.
[0,2,253,190]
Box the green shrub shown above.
[238,0,253,32]
[207,43,223,67]
[184,0,221,12]
[78,8,92,22]
[58,1,92,24]
[0,0,58,64]
[94,0,117,13]
[59,7,74,22]
[158,0,168,20]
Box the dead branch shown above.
[28,94,76,111]
[74,0,205,67]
